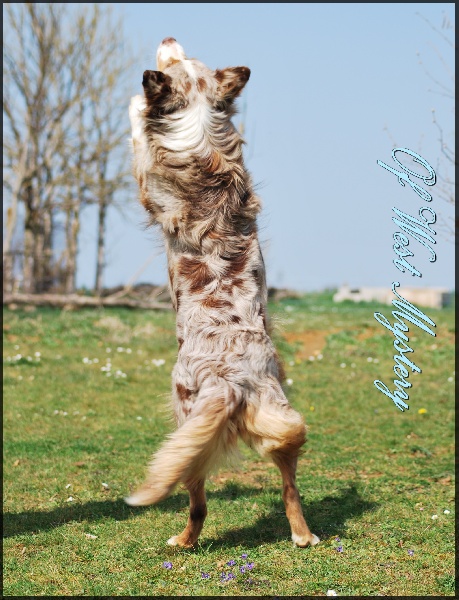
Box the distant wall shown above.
[333,285,452,309]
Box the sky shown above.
[75,3,455,292]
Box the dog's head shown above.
[142,37,250,118]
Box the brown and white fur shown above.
[126,37,319,549]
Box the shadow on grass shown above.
[203,483,376,549]
[4,482,375,545]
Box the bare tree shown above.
[416,11,455,239]
[3,3,133,294]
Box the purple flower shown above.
[336,545,343,552]
[220,572,227,580]
[162,561,172,569]
[240,566,246,573]
[408,549,414,556]
[227,559,236,566]
[227,572,236,580]
[241,553,248,559]
[335,537,341,542]
[201,572,210,579]
[246,562,254,570]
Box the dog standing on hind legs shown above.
[125,37,320,549]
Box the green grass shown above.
[3,293,455,596]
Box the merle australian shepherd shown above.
[126,37,319,549]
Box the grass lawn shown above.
[3,292,455,596]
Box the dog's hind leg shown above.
[271,447,319,547]
[167,477,207,548]
[240,388,320,548]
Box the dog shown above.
[126,37,319,549]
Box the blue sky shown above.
[75,3,455,291]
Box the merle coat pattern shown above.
[126,37,319,549]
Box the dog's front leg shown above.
[129,95,152,181]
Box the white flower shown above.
[101,482,109,489]
[65,484,71,489]
[106,348,111,353]
[126,348,132,354]
[340,363,346,368]
[85,533,97,539]
[14,345,20,350]
[285,305,294,312]
[82,357,89,364]
[34,352,41,357]
[326,591,338,597]
[289,360,295,366]
[317,354,323,360]
[152,358,165,367]
[286,378,293,386]
[431,514,438,519]
[367,357,373,362]
[117,347,124,352]
[136,416,142,420]
[66,496,74,502]
[93,358,99,363]
[447,377,453,382]
[444,509,450,514]
[309,356,315,361]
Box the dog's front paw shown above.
[129,95,146,141]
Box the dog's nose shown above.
[157,38,186,71]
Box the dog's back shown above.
[126,38,319,549]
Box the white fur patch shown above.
[167,535,179,546]
[161,100,211,153]
[182,60,197,80]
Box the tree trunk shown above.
[94,150,109,296]
[3,292,173,311]
[41,202,54,292]
[22,184,37,293]
[64,203,80,294]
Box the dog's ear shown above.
[142,70,173,104]
[215,67,250,102]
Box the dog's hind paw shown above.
[167,535,194,549]
[292,532,320,547]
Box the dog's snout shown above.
[157,37,186,71]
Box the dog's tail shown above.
[125,397,230,507]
